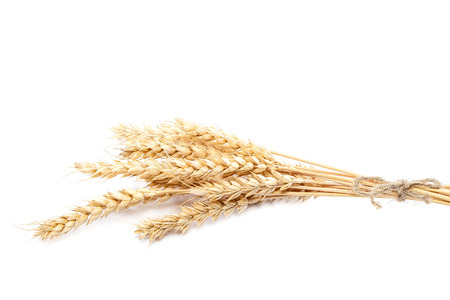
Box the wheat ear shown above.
[111,123,161,143]
[113,118,274,161]
[75,155,270,184]
[189,171,306,201]
[135,197,273,243]
[33,188,174,240]
[118,137,210,160]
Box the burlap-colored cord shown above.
[352,176,441,209]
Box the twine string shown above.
[352,176,441,209]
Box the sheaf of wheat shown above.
[32,118,450,244]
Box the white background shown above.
[1,1,450,299]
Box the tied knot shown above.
[352,176,441,209]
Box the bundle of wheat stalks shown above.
[33,119,450,243]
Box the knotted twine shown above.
[352,176,441,209]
